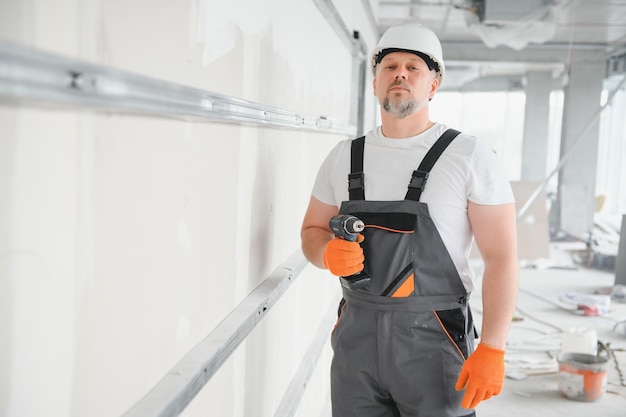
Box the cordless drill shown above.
[329,214,365,241]
[329,214,370,289]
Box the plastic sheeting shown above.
[465,5,557,51]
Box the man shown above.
[301,23,518,417]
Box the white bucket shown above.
[561,328,598,355]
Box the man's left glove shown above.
[455,343,505,409]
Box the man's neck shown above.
[380,111,434,139]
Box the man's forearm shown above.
[478,259,519,350]
[301,227,334,269]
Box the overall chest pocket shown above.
[355,211,416,296]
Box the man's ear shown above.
[372,76,378,97]
[429,76,439,100]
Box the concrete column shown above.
[555,51,605,239]
[522,71,552,181]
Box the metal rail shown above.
[313,0,368,57]
[0,41,356,136]
[122,250,310,417]
[274,307,336,417]
[312,0,370,136]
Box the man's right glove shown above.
[323,234,364,277]
[455,343,505,409]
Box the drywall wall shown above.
[0,0,377,416]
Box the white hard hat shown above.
[371,23,445,86]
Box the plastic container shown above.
[561,328,598,355]
[557,352,608,401]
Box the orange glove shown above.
[323,234,365,277]
[455,343,505,409]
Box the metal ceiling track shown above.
[313,0,369,57]
[0,41,356,136]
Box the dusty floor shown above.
[472,244,626,417]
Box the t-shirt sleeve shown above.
[467,140,515,205]
[311,141,348,206]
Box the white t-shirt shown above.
[311,122,515,291]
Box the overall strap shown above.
[405,128,461,201]
[348,136,366,200]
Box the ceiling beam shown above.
[442,41,608,64]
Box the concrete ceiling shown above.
[373,0,626,90]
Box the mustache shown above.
[387,79,410,92]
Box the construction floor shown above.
[471,243,626,417]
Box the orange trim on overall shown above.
[365,225,414,234]
[391,274,415,297]
[332,302,348,333]
[434,311,466,360]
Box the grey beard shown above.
[383,97,417,119]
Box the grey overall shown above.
[330,129,477,417]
